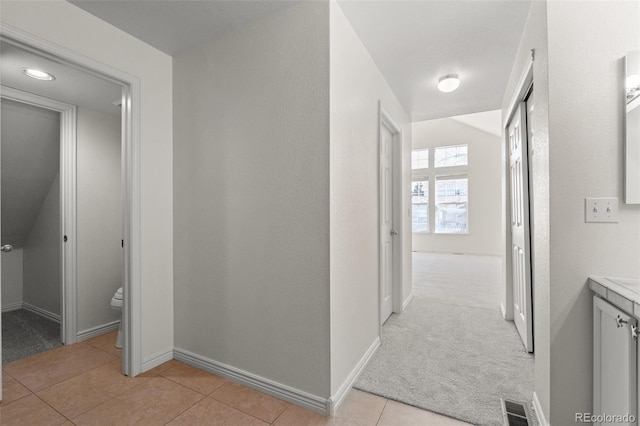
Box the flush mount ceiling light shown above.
[20,67,56,81]
[437,74,460,93]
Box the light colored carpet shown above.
[354,252,534,426]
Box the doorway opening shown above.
[0,26,142,396]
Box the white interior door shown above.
[380,121,394,325]
[509,102,533,352]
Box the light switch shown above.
[585,197,619,223]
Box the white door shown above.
[380,121,394,325]
[509,102,533,352]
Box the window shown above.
[435,175,468,233]
[434,145,468,168]
[411,149,429,169]
[411,180,429,232]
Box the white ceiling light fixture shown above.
[437,74,460,93]
[20,67,56,81]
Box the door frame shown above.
[0,24,142,377]
[502,58,533,328]
[0,86,77,344]
[378,102,404,332]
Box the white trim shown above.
[1,302,23,313]
[76,321,120,341]
[379,101,405,332]
[23,302,61,323]
[500,302,507,319]
[142,349,174,372]
[174,347,330,415]
[1,23,142,377]
[533,391,550,426]
[0,86,77,344]
[328,336,381,416]
[402,291,414,311]
[502,59,534,323]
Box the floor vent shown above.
[501,398,531,426]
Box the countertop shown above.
[589,276,640,318]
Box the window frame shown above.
[411,178,430,233]
[411,144,469,235]
[434,174,469,234]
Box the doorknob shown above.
[390,230,398,236]
[1,244,13,253]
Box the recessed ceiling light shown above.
[437,74,460,93]
[20,67,56,81]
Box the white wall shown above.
[0,1,174,362]
[1,248,23,310]
[329,1,412,397]
[23,173,60,317]
[77,107,121,334]
[411,118,502,256]
[173,2,330,399]
[545,2,640,423]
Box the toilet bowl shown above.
[110,287,124,349]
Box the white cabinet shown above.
[593,296,638,426]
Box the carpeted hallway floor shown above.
[2,309,62,365]
[354,252,535,426]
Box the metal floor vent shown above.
[501,398,532,426]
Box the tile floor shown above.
[1,331,469,425]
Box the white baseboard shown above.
[328,336,381,416]
[533,391,550,426]
[142,349,174,372]
[23,302,61,323]
[1,302,23,313]
[174,347,329,415]
[77,321,120,341]
[402,291,414,311]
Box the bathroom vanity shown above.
[590,277,640,426]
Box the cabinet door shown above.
[594,296,637,426]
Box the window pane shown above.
[411,149,429,169]
[411,180,429,232]
[434,145,468,167]
[435,176,467,233]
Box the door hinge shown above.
[64,235,68,242]
[121,239,124,248]
[632,324,638,341]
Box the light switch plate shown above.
[585,197,619,223]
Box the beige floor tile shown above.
[82,330,122,357]
[36,360,148,418]
[210,381,290,423]
[329,389,387,426]
[273,404,332,426]
[1,370,32,404]
[0,394,67,426]
[167,397,269,426]
[4,343,116,392]
[377,399,472,426]
[72,376,204,426]
[160,362,228,395]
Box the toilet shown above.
[110,287,124,349]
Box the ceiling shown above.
[450,110,502,137]
[69,0,295,56]
[338,1,531,121]
[69,0,531,122]
[0,41,122,116]
[1,99,60,248]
